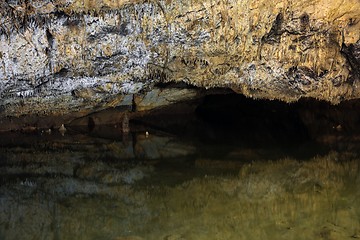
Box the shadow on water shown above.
[1,94,360,239]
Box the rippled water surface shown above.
[1,98,360,240]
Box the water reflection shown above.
[0,125,359,240]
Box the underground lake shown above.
[0,94,360,240]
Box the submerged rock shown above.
[0,0,359,130]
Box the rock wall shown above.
[0,0,359,128]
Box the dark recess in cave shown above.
[131,93,360,159]
[2,90,360,160]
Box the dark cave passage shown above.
[127,92,360,160]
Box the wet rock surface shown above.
[0,0,360,130]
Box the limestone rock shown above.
[134,88,199,111]
[0,0,360,129]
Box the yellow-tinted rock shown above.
[0,0,359,124]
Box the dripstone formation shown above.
[0,0,359,130]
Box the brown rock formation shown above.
[0,0,359,129]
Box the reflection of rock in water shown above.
[0,150,360,240]
[122,112,130,134]
[75,163,154,184]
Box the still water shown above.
[1,99,360,240]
